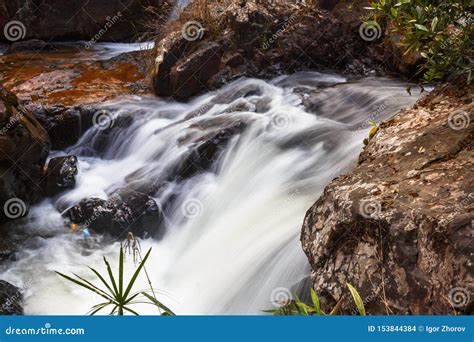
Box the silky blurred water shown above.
[0,71,421,315]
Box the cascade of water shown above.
[0,71,421,314]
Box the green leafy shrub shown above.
[367,0,473,83]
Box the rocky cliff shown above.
[301,81,473,314]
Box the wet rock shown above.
[0,280,23,315]
[28,105,96,149]
[0,85,50,223]
[65,188,161,239]
[0,0,172,42]
[301,82,473,314]
[42,155,78,197]
[152,1,380,99]
[171,121,246,180]
[0,48,151,108]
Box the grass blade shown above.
[347,283,366,316]
[103,256,119,300]
[122,248,152,300]
[119,245,124,299]
[142,292,175,316]
[310,288,321,315]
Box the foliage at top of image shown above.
[367,0,473,84]
[56,244,174,316]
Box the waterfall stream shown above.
[0,71,421,314]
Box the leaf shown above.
[122,248,152,300]
[103,256,120,300]
[55,271,114,302]
[119,245,124,298]
[142,292,176,316]
[310,288,321,315]
[87,266,115,297]
[414,24,429,32]
[431,17,438,32]
[347,283,366,316]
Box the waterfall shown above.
[0,71,421,314]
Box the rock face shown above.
[42,156,78,197]
[0,280,23,315]
[153,1,384,99]
[0,85,50,223]
[28,105,96,150]
[0,0,171,42]
[301,82,473,315]
[65,188,161,238]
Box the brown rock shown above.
[0,85,50,223]
[0,0,172,42]
[301,82,473,314]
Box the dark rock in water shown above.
[42,155,78,197]
[65,188,161,239]
[171,121,246,181]
[0,280,23,315]
[0,85,50,223]
[301,83,474,315]
[28,104,96,150]
[5,39,56,54]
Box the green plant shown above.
[366,0,473,83]
[56,245,174,316]
[263,284,366,316]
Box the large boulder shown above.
[0,0,172,42]
[0,280,23,315]
[301,82,473,314]
[152,1,381,99]
[0,85,50,223]
[65,188,161,238]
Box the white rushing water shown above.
[0,72,421,315]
